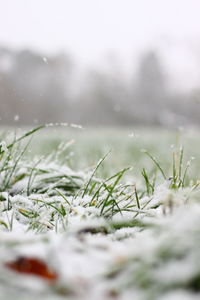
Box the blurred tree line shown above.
[0,46,199,127]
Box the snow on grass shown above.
[0,127,200,299]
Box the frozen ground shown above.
[0,126,200,300]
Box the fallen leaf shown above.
[5,256,58,281]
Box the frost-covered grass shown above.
[0,125,200,300]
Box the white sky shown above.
[0,0,200,90]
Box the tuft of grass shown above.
[0,126,199,234]
[142,147,194,192]
[82,150,111,197]
[142,150,167,180]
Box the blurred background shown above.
[0,0,200,128]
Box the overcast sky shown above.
[0,0,200,90]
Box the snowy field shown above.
[0,125,200,300]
